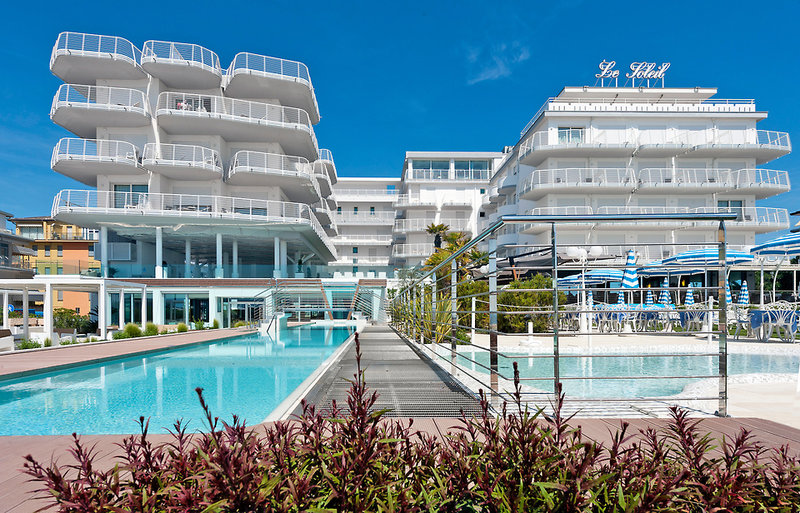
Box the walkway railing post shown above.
[488,236,498,397]
[551,222,561,397]
[451,259,458,363]
[718,220,728,417]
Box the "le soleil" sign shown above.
[595,60,670,87]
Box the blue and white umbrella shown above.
[750,233,800,256]
[738,280,749,305]
[645,289,654,306]
[621,250,638,289]
[557,269,624,288]
[658,277,671,304]
[663,248,754,266]
[685,285,695,306]
[616,289,626,305]
[587,290,594,307]
[638,259,705,277]
[724,277,732,305]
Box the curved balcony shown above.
[636,168,733,193]
[519,130,636,166]
[226,151,320,203]
[688,130,791,163]
[316,148,337,183]
[51,189,336,260]
[51,138,144,186]
[155,92,318,160]
[141,41,222,88]
[695,206,789,233]
[51,85,150,138]
[520,168,635,199]
[392,243,435,259]
[733,169,790,199]
[224,52,320,124]
[142,143,222,180]
[50,32,145,83]
[313,165,332,197]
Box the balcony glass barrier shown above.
[143,143,221,171]
[141,41,221,72]
[52,138,139,166]
[52,32,141,66]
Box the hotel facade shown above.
[38,37,792,326]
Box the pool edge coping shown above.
[262,329,358,423]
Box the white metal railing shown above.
[51,138,139,167]
[51,84,149,116]
[155,92,316,145]
[336,212,396,224]
[335,189,398,199]
[227,52,312,84]
[392,243,435,257]
[637,168,732,188]
[528,206,594,217]
[228,150,312,179]
[393,194,437,206]
[51,189,336,256]
[520,168,634,195]
[141,40,221,73]
[733,168,790,190]
[393,218,470,232]
[696,206,789,227]
[318,148,334,162]
[441,197,474,206]
[143,143,222,173]
[51,32,142,69]
[335,234,394,244]
[520,97,757,136]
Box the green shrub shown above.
[194,320,205,331]
[143,322,159,337]
[17,339,41,350]
[88,336,98,343]
[211,319,219,329]
[43,338,52,347]
[123,323,142,338]
[112,331,128,340]
[176,323,188,333]
[53,307,96,334]
[159,328,171,335]
[60,338,79,346]
[233,321,246,328]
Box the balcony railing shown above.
[637,168,732,189]
[335,189,398,200]
[733,168,790,189]
[155,92,314,137]
[228,150,312,179]
[227,52,312,84]
[393,194,437,207]
[51,32,142,69]
[336,213,396,224]
[51,84,149,116]
[141,40,221,73]
[318,148,334,162]
[391,243,435,258]
[51,138,139,167]
[142,143,222,173]
[335,234,394,244]
[393,218,470,232]
[520,168,634,195]
[51,190,336,256]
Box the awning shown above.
[11,245,36,256]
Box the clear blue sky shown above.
[0,0,798,220]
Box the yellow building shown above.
[11,216,100,314]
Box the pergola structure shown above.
[0,276,147,340]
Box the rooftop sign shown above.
[595,60,670,87]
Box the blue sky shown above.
[0,0,798,219]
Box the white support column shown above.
[184,295,190,325]
[22,289,29,340]
[273,236,281,278]
[118,290,125,328]
[98,281,107,339]
[155,227,163,279]
[152,290,164,325]
[1,292,8,329]
[280,241,288,278]
[215,233,223,278]
[209,292,219,326]
[184,239,191,278]
[232,240,239,278]
[44,283,53,342]
[141,286,148,326]
[100,226,108,278]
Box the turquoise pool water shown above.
[0,326,353,435]
[457,351,800,398]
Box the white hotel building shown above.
[483,82,791,261]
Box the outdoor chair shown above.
[764,301,797,343]
[730,305,751,340]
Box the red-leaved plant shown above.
[24,332,800,511]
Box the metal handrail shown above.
[51,84,149,116]
[394,218,471,232]
[141,40,221,73]
[227,51,312,84]
[228,150,312,179]
[51,138,139,167]
[318,148,334,162]
[143,143,222,172]
[51,32,142,69]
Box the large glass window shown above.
[558,127,584,144]
[113,184,148,208]
[17,226,44,240]
[0,243,8,266]
[455,160,490,180]
[412,160,449,180]
[718,199,744,220]
[57,245,63,257]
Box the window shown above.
[113,184,148,208]
[88,243,94,257]
[337,206,342,214]
[352,266,358,274]
[32,245,38,254]
[412,160,449,180]
[479,212,486,217]
[718,199,744,220]
[44,245,51,257]
[57,290,64,301]
[67,226,73,239]
[57,245,63,257]
[370,206,375,215]
[558,127,584,144]
[44,267,51,275]
[455,160,490,180]
[17,226,44,240]
[480,188,486,194]
[57,266,63,275]
[353,206,358,215]
[352,247,358,254]
[0,243,8,266]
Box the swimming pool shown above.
[455,351,800,399]
[0,326,353,435]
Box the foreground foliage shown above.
[25,335,800,512]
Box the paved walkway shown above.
[298,324,484,417]
[0,328,249,380]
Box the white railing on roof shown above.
[141,41,221,73]
[51,138,139,167]
[227,52,312,84]
[52,189,336,256]
[51,84,149,116]
[51,32,142,68]
[143,143,222,172]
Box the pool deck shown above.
[0,328,252,380]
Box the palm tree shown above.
[425,223,449,249]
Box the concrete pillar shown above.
[44,283,53,342]
[119,290,125,327]
[184,295,190,325]
[184,239,191,278]
[155,227,163,279]
[100,226,108,278]
[98,281,107,339]
[273,236,281,278]
[141,287,148,326]
[232,240,239,278]
[215,233,223,278]
[152,290,164,325]
[209,292,219,326]
[1,292,8,329]
[280,241,288,278]
[22,289,29,340]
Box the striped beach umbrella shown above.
[750,233,800,256]
[638,259,705,277]
[724,277,732,305]
[738,280,749,305]
[663,248,754,266]
[621,250,638,289]
[616,289,626,305]
[587,290,594,306]
[645,289,654,306]
[658,276,671,304]
[685,285,695,306]
[557,269,624,287]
